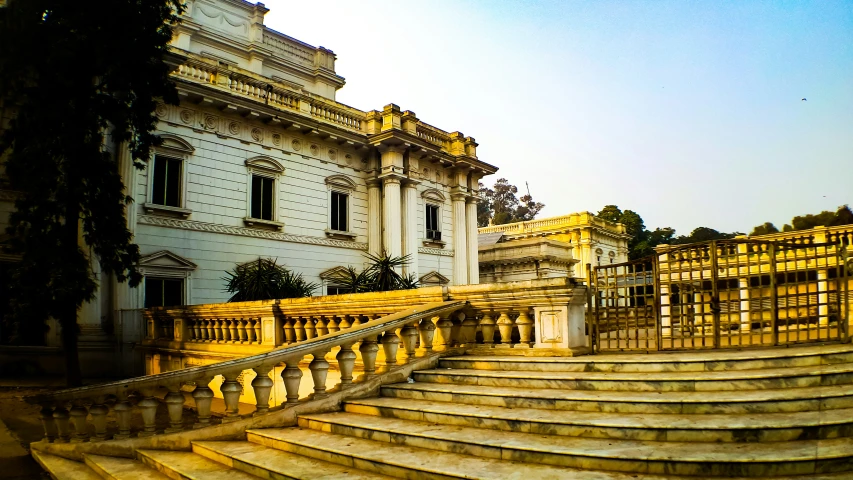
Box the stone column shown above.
[451,191,468,285]
[382,177,402,260]
[466,197,480,284]
[402,181,419,277]
[367,179,382,256]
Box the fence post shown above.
[709,241,721,348]
[769,242,779,346]
[586,263,594,354]
[653,255,662,351]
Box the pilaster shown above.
[466,197,480,284]
[402,180,419,277]
[451,190,468,285]
[367,179,382,256]
[382,177,402,261]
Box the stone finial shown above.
[464,136,478,158]
[449,131,466,156]
[401,110,418,135]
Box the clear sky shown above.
[263,0,852,235]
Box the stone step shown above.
[442,344,853,373]
[32,450,101,480]
[381,381,853,413]
[83,454,171,480]
[245,425,684,479]
[344,397,853,442]
[413,361,853,391]
[136,449,260,480]
[191,440,394,479]
[294,411,853,477]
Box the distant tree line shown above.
[477,178,545,227]
[597,205,853,260]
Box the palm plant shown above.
[326,252,419,294]
[223,258,317,302]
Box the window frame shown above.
[243,156,285,230]
[324,175,357,240]
[143,134,193,218]
[144,276,185,308]
[421,188,447,247]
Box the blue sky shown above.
[264,0,852,234]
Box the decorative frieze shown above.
[139,215,368,250]
[418,246,453,257]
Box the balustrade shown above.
[33,279,585,444]
[27,301,466,443]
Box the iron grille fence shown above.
[591,239,850,352]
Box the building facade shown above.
[478,212,631,283]
[0,0,496,375]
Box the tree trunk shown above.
[63,180,83,388]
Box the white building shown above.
[0,0,497,375]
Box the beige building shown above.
[478,212,631,283]
[0,0,497,375]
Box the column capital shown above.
[366,178,382,188]
[465,195,480,205]
[382,176,402,186]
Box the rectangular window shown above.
[251,175,275,220]
[330,191,348,231]
[144,277,184,308]
[426,204,440,239]
[327,285,351,296]
[151,156,182,207]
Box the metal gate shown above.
[591,240,849,352]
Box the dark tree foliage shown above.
[0,0,183,385]
[477,178,545,227]
[672,227,742,244]
[326,252,419,293]
[223,258,317,302]
[750,222,780,236]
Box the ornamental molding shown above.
[138,215,368,251]
[418,246,454,257]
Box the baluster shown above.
[381,330,400,367]
[282,359,303,405]
[516,310,534,346]
[479,312,496,346]
[206,320,215,342]
[69,404,89,442]
[229,319,239,343]
[137,391,159,437]
[435,313,454,349]
[497,312,515,345]
[315,317,328,337]
[450,313,463,346]
[113,396,132,439]
[238,320,249,343]
[221,319,231,342]
[461,313,479,345]
[359,336,379,378]
[188,320,196,341]
[246,319,257,343]
[253,318,262,344]
[192,379,214,429]
[294,317,307,342]
[39,405,57,443]
[164,386,185,433]
[418,316,437,353]
[338,315,352,331]
[309,350,330,399]
[326,316,340,333]
[251,366,274,416]
[400,323,419,361]
[283,317,296,344]
[198,320,207,342]
[220,372,243,423]
[336,343,357,388]
[53,406,71,443]
[214,319,223,343]
[89,399,109,441]
[304,317,316,339]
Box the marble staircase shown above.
[35,343,853,479]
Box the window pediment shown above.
[325,174,356,191]
[139,250,197,272]
[419,271,449,286]
[319,266,350,280]
[421,188,446,203]
[155,134,194,155]
[246,156,285,175]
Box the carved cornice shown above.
[138,215,368,251]
[418,246,454,257]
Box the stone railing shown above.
[478,212,627,236]
[27,279,585,444]
[26,301,463,444]
[308,100,364,132]
[749,225,853,247]
[261,32,315,67]
[416,122,450,149]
